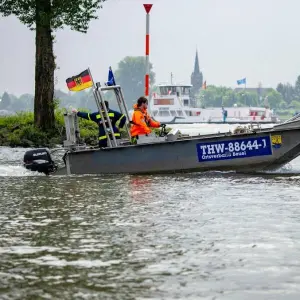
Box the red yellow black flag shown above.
[66,69,93,92]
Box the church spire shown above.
[191,49,203,97]
[193,49,200,74]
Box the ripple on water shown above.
[1,148,300,299]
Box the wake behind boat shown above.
[22,70,300,176]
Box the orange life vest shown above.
[130,104,160,137]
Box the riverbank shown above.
[0,111,170,148]
[0,110,125,148]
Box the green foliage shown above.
[294,75,300,102]
[0,111,98,147]
[0,110,170,148]
[0,0,106,32]
[278,101,287,110]
[114,56,155,107]
[0,112,56,147]
[276,82,295,104]
[265,90,284,108]
[200,86,260,108]
[289,100,300,109]
[0,0,106,130]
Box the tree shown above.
[0,92,11,109]
[0,0,106,130]
[114,56,155,107]
[265,89,284,109]
[294,75,300,101]
[278,101,287,110]
[276,82,294,104]
[289,100,300,109]
[18,94,34,111]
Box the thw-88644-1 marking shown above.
[200,139,267,155]
[196,136,273,162]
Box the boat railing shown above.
[272,112,300,130]
[63,84,132,150]
[63,84,176,150]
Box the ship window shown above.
[159,86,176,95]
[183,99,189,106]
[182,87,190,95]
[154,98,174,105]
[159,87,167,95]
[185,110,192,116]
[170,110,176,116]
[159,110,170,116]
[177,110,183,116]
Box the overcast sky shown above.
[1,0,300,96]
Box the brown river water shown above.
[1,124,300,300]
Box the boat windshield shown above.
[159,86,177,95]
[250,110,265,116]
[159,85,191,96]
[181,87,191,95]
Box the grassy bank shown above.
[0,110,169,148]
[0,110,123,148]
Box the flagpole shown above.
[143,4,153,100]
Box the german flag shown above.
[66,69,93,92]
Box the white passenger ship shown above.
[148,84,280,124]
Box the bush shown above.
[0,111,98,148]
[0,110,171,148]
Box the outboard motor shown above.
[23,148,57,175]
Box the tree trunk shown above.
[34,0,55,130]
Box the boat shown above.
[22,81,300,176]
[148,83,280,124]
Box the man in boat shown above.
[72,101,126,147]
[130,96,162,144]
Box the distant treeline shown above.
[1,56,300,117]
[199,78,300,111]
[0,89,120,114]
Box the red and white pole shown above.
[143,4,152,99]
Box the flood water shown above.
[1,124,300,299]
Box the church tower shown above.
[190,50,203,97]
